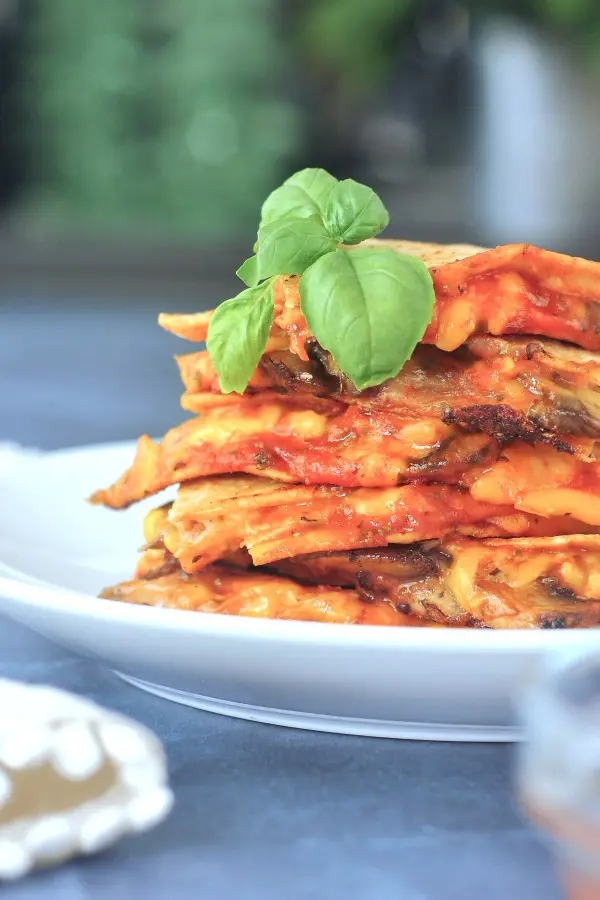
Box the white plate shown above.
[0,441,596,742]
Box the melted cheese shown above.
[90,401,478,508]
[91,395,600,532]
[160,241,600,358]
[122,533,600,629]
[177,335,600,450]
[444,534,600,627]
[162,475,599,572]
[469,444,600,525]
[101,564,437,627]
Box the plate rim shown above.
[114,673,523,741]
[0,571,596,654]
[0,439,598,653]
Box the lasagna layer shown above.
[178,335,600,439]
[90,401,503,507]
[159,240,600,357]
[120,532,600,629]
[150,476,598,572]
[100,564,436,627]
[91,405,600,518]
[267,535,600,629]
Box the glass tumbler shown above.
[517,647,600,900]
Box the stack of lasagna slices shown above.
[94,240,600,629]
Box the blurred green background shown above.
[19,0,299,238]
[2,0,600,298]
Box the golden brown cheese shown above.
[159,240,600,358]
[268,536,600,629]
[442,535,600,628]
[467,442,600,525]
[90,399,600,520]
[100,564,437,627]
[126,531,600,629]
[178,335,600,440]
[90,400,503,508]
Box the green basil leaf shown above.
[206,280,275,394]
[299,247,434,390]
[236,255,259,287]
[257,214,336,279]
[259,168,338,230]
[324,178,389,244]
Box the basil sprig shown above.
[206,280,275,394]
[300,248,434,390]
[259,168,338,229]
[257,215,336,281]
[324,179,389,245]
[207,167,435,393]
[236,255,259,288]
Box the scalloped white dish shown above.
[0,441,596,742]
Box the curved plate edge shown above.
[115,672,522,742]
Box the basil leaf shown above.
[206,280,275,394]
[324,178,389,244]
[236,255,259,287]
[260,168,338,230]
[300,247,434,391]
[257,214,336,279]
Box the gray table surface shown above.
[0,304,562,899]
